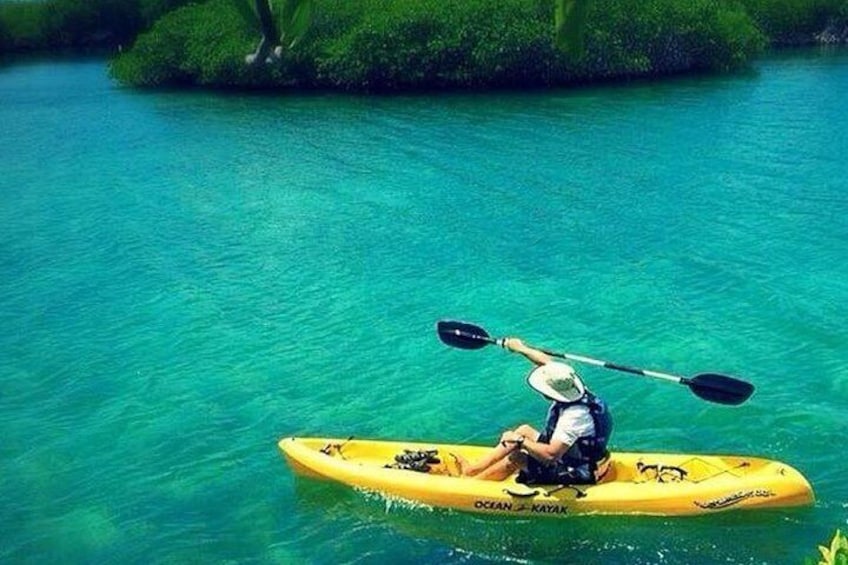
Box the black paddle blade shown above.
[436,320,494,350]
[687,373,755,405]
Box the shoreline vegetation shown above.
[0,0,846,91]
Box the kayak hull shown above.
[278,437,814,517]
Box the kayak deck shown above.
[279,437,814,517]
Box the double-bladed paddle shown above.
[436,320,754,406]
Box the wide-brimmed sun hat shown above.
[527,362,585,403]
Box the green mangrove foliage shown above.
[739,0,847,44]
[108,1,260,87]
[0,0,192,52]
[230,0,586,65]
[111,0,769,90]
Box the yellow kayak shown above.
[278,436,814,517]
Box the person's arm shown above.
[523,435,568,464]
[502,431,568,464]
[520,406,593,464]
[502,337,553,366]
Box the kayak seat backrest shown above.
[595,454,615,483]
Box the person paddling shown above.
[454,337,613,484]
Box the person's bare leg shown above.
[453,442,511,477]
[473,450,527,481]
[454,424,539,477]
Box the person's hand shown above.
[499,431,525,449]
[502,337,526,353]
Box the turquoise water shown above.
[1,51,846,563]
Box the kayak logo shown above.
[529,503,568,515]
[694,489,775,510]
[473,500,568,515]
[474,500,515,512]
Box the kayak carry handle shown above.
[503,488,540,498]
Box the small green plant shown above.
[810,530,848,565]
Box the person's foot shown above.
[450,453,473,477]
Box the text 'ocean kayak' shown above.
[279,436,813,517]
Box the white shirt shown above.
[548,403,595,447]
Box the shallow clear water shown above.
[1,50,846,564]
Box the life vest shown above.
[537,391,613,470]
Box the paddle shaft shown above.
[446,327,684,384]
[546,351,684,384]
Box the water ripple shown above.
[1,51,847,564]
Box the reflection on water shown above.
[290,477,817,563]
